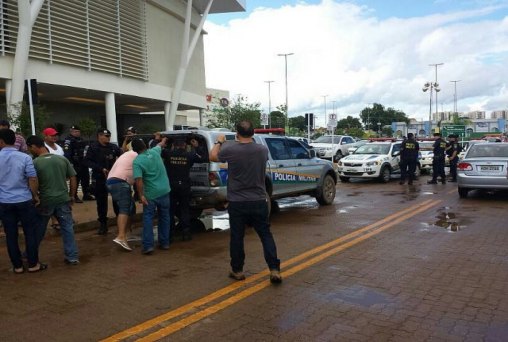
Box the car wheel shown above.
[458,187,469,198]
[339,176,350,183]
[316,174,336,205]
[333,151,343,162]
[378,166,391,183]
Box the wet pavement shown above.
[1,175,508,341]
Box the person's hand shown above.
[33,195,40,207]
[140,195,148,206]
[102,168,109,177]
[217,135,226,144]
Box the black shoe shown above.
[83,194,95,201]
[74,196,83,203]
[64,259,80,266]
[427,180,438,184]
[97,223,108,235]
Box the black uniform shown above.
[399,137,419,184]
[63,134,91,200]
[446,137,462,182]
[162,144,205,240]
[83,141,122,229]
[430,136,447,183]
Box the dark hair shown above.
[26,135,45,148]
[407,133,414,139]
[131,138,146,153]
[0,128,16,145]
[235,120,254,138]
[0,119,10,128]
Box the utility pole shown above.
[264,80,274,128]
[450,80,461,116]
[278,53,294,133]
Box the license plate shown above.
[480,165,500,171]
[347,168,357,172]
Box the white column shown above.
[8,0,44,117]
[5,79,12,109]
[105,92,118,144]
[166,0,214,131]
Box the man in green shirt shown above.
[132,138,171,254]
[27,135,80,265]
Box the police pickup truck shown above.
[160,129,337,219]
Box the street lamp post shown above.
[429,63,444,126]
[450,80,461,117]
[423,81,440,136]
[377,121,381,137]
[278,53,294,133]
[264,80,274,128]
[322,95,328,129]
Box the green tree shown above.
[359,103,409,130]
[288,115,306,132]
[7,103,51,137]
[269,110,286,129]
[77,117,97,140]
[206,95,262,129]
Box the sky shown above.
[202,0,508,127]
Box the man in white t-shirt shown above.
[43,127,64,156]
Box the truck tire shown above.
[316,174,336,205]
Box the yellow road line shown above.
[102,199,435,342]
[137,200,441,341]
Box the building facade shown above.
[0,0,245,142]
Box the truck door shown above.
[286,138,320,192]
[264,137,298,196]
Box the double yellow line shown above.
[102,199,440,342]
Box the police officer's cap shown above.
[70,125,80,130]
[98,128,111,136]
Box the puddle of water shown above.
[432,207,466,232]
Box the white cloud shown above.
[204,1,508,126]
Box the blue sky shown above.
[204,1,508,125]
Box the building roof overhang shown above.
[193,0,246,14]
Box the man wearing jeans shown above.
[132,138,171,254]
[0,129,44,273]
[209,120,282,284]
[27,135,80,265]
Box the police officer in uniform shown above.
[399,133,419,185]
[64,125,93,202]
[84,129,122,234]
[428,132,447,184]
[446,134,462,182]
[162,138,205,241]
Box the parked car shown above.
[347,140,368,154]
[311,135,356,161]
[457,142,508,198]
[337,140,421,183]
[418,141,435,173]
[160,129,337,218]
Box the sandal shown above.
[28,263,48,273]
[13,267,25,274]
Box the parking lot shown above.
[1,174,508,341]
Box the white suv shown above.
[336,140,420,183]
[311,135,356,161]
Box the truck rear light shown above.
[209,172,220,187]
[458,162,472,171]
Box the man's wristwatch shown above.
[215,141,223,145]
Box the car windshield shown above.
[354,144,391,155]
[351,141,367,148]
[466,144,508,158]
[313,136,341,144]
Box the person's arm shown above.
[209,135,225,162]
[135,178,148,205]
[69,176,77,205]
[28,177,40,206]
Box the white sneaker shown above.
[113,238,132,251]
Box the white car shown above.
[312,135,356,161]
[418,141,435,173]
[347,140,368,154]
[337,140,421,183]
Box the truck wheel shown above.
[316,174,336,205]
[333,151,343,162]
[190,218,206,232]
[339,176,350,183]
[378,166,391,183]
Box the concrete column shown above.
[199,108,204,127]
[105,92,118,144]
[5,79,12,109]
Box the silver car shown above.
[457,143,508,198]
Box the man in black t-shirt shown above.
[446,134,462,182]
[209,120,281,284]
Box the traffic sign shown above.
[442,125,466,138]
[260,113,269,126]
[328,113,337,121]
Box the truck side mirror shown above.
[309,149,316,158]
